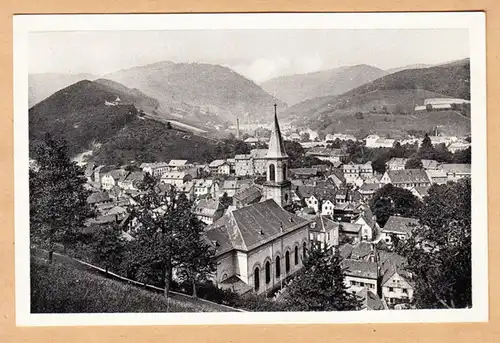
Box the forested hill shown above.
[29,79,249,164]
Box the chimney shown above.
[236,118,240,140]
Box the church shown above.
[205,105,312,295]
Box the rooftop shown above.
[383,216,420,234]
[342,259,378,279]
[386,169,431,184]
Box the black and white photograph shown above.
[14,12,487,325]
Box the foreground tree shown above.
[127,175,214,297]
[30,134,93,263]
[405,157,423,170]
[280,245,360,311]
[399,179,471,308]
[91,223,126,275]
[370,184,421,227]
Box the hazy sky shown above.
[29,29,469,83]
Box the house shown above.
[380,169,431,189]
[178,180,195,201]
[226,158,236,174]
[206,199,311,294]
[161,171,193,188]
[234,154,253,176]
[357,182,382,202]
[409,185,431,200]
[356,288,385,311]
[296,186,336,215]
[193,198,225,225]
[386,158,409,171]
[101,169,127,190]
[209,160,227,174]
[350,241,377,261]
[305,147,349,163]
[354,208,378,241]
[342,259,379,293]
[87,192,112,205]
[142,162,170,177]
[193,178,215,198]
[334,201,362,223]
[342,162,373,184]
[250,149,268,175]
[380,216,420,244]
[327,169,346,188]
[421,159,440,170]
[168,159,189,171]
[308,216,340,250]
[425,169,448,184]
[118,172,144,191]
[289,168,319,179]
[439,163,471,182]
[448,141,471,153]
[244,137,260,146]
[339,222,363,242]
[233,185,262,208]
[380,255,414,306]
[219,179,254,198]
[365,135,395,148]
[325,133,357,142]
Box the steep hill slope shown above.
[284,59,470,137]
[261,64,387,106]
[104,61,285,124]
[29,73,98,107]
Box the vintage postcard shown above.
[14,12,487,326]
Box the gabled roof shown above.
[266,107,288,159]
[358,182,381,193]
[439,163,471,174]
[382,216,420,234]
[84,162,96,177]
[421,159,440,169]
[206,199,309,255]
[194,199,223,217]
[386,157,409,167]
[356,288,385,310]
[87,192,111,204]
[350,241,374,260]
[169,159,188,167]
[386,169,431,184]
[209,159,226,168]
[339,243,354,259]
[233,185,262,205]
[121,171,144,183]
[380,255,412,287]
[342,259,378,279]
[105,169,126,181]
[310,215,339,233]
[340,222,362,234]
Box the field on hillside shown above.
[31,257,231,313]
[320,110,470,137]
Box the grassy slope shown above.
[31,257,229,313]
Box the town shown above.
[29,99,472,312]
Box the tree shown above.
[30,134,93,263]
[405,158,423,169]
[127,174,214,297]
[280,245,360,311]
[418,134,436,160]
[317,130,326,141]
[370,184,421,227]
[91,223,126,274]
[219,192,232,209]
[300,132,311,142]
[399,179,471,309]
[453,147,471,164]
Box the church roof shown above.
[266,105,288,159]
[206,199,309,255]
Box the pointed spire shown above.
[266,104,288,159]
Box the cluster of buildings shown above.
[78,103,471,311]
[414,98,470,112]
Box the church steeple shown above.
[266,104,288,159]
[262,104,291,208]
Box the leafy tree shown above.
[453,147,471,164]
[434,143,453,163]
[91,223,126,274]
[127,174,214,297]
[399,179,471,309]
[280,245,360,311]
[370,184,421,227]
[405,158,423,169]
[219,192,232,209]
[418,134,436,160]
[300,132,311,142]
[30,134,94,263]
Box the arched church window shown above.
[303,242,307,259]
[285,251,290,273]
[269,164,276,182]
[265,261,271,284]
[275,255,281,277]
[282,163,287,180]
[254,267,260,291]
[284,193,289,202]
[294,246,299,265]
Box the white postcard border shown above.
[14,12,488,326]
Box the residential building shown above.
[193,178,215,198]
[325,133,357,142]
[178,180,195,201]
[117,172,144,191]
[233,185,262,208]
[380,216,420,244]
[235,154,253,176]
[409,185,431,200]
[356,288,385,311]
[353,208,378,241]
[365,135,395,148]
[193,198,225,225]
[448,141,471,153]
[425,169,448,184]
[142,162,170,177]
[87,192,112,206]
[305,147,349,163]
[250,148,268,175]
[339,222,363,242]
[101,169,127,190]
[289,168,319,179]
[218,179,254,198]
[380,169,431,189]
[308,216,339,250]
[161,171,193,188]
[439,163,471,182]
[357,182,382,202]
[342,162,373,184]
[421,159,440,170]
[379,254,414,306]
[386,158,409,171]
[342,259,379,293]
[206,199,311,294]
[209,160,226,174]
[168,159,189,171]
